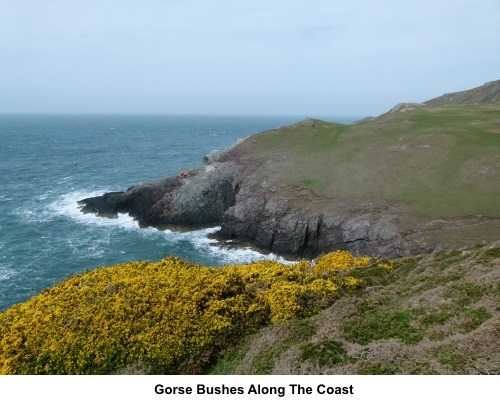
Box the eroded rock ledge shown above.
[79,161,240,229]
[79,141,428,259]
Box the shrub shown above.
[357,363,401,375]
[0,251,378,374]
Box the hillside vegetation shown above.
[211,242,500,375]
[0,251,382,374]
[1,243,497,375]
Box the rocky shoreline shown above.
[79,138,498,259]
[79,127,429,259]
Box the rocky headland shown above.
[79,80,500,259]
[79,134,416,259]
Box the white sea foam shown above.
[44,190,295,265]
[16,207,52,224]
[161,226,295,264]
[208,243,296,265]
[0,195,13,202]
[47,190,142,231]
[36,192,50,201]
[66,236,108,259]
[0,265,16,281]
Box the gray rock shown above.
[78,128,428,259]
[78,162,240,229]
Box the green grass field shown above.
[236,104,500,218]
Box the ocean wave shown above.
[0,195,13,202]
[161,227,295,264]
[42,190,294,265]
[15,207,53,224]
[47,190,144,231]
[66,236,109,259]
[0,265,16,281]
[211,245,295,264]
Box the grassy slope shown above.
[235,104,500,218]
[210,243,500,375]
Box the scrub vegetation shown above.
[212,242,500,375]
[0,251,379,374]
[2,242,495,375]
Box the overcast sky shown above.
[1,0,499,117]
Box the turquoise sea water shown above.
[0,114,355,311]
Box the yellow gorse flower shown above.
[0,251,385,374]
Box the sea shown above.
[0,114,356,311]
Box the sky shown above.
[0,0,499,117]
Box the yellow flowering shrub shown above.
[375,258,395,271]
[0,251,381,374]
[314,250,371,272]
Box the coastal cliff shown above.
[79,130,421,259]
[79,80,500,259]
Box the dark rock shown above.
[78,162,241,230]
[79,151,426,258]
[79,176,184,227]
[215,171,420,259]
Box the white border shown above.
[0,375,496,405]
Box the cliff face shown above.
[216,169,418,258]
[79,161,240,229]
[79,81,500,259]
[79,127,436,259]
[80,153,418,258]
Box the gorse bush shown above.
[0,251,384,374]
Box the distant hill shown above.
[424,80,500,106]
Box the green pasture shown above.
[237,105,500,217]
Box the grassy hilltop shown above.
[220,80,500,253]
[234,89,500,219]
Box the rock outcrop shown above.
[79,161,241,229]
[424,79,500,106]
[79,143,423,259]
[216,169,421,258]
